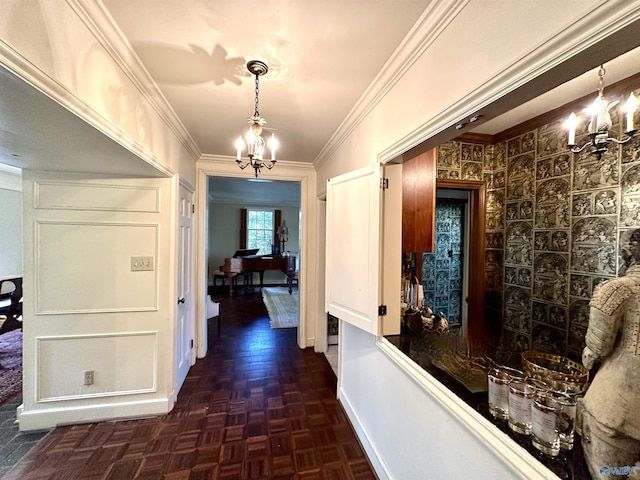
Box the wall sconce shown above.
[566,65,637,160]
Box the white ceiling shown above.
[1,1,639,191]
[102,0,433,164]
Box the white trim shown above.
[194,155,316,356]
[376,337,560,480]
[313,0,469,169]
[338,386,391,480]
[67,0,201,161]
[16,397,173,431]
[0,167,22,192]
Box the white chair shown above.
[206,295,221,337]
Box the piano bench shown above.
[212,271,247,287]
[212,271,227,287]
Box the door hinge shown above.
[190,339,194,349]
[380,177,389,190]
[378,305,387,316]
[191,204,195,214]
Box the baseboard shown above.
[16,397,173,431]
[338,386,391,480]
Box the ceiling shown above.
[101,0,433,164]
[1,1,640,188]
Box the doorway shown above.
[205,175,302,339]
[422,189,470,334]
[434,179,487,354]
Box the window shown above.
[247,209,274,255]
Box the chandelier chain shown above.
[254,73,260,118]
[597,65,606,96]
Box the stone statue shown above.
[581,229,640,479]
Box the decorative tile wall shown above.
[422,198,466,324]
[434,85,640,360]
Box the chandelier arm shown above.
[570,142,596,154]
[608,131,638,145]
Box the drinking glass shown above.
[487,366,523,420]
[552,392,577,450]
[508,379,535,434]
[531,392,560,456]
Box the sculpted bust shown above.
[581,229,640,479]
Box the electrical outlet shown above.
[131,256,154,271]
[83,370,94,385]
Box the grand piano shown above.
[220,249,296,296]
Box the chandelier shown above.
[234,60,278,177]
[566,65,637,160]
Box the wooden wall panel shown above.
[402,149,436,253]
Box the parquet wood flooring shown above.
[4,291,377,479]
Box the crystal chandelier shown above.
[234,60,278,177]
[566,64,637,160]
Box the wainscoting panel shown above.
[36,332,157,401]
[34,182,161,213]
[36,221,159,313]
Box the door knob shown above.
[178,297,185,304]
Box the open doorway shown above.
[205,176,302,337]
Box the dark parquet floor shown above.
[4,290,377,480]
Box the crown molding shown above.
[379,0,640,163]
[0,38,176,178]
[313,0,469,169]
[0,167,22,192]
[66,0,201,161]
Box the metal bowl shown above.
[521,351,589,394]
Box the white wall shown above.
[317,1,640,478]
[0,168,22,279]
[18,171,176,430]
[0,2,200,430]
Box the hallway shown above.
[3,291,376,479]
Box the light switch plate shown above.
[131,256,154,271]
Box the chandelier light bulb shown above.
[235,136,245,161]
[269,133,278,161]
[566,112,578,146]
[625,93,638,132]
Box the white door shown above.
[176,184,195,391]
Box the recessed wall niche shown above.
[435,84,640,360]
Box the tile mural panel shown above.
[571,217,617,275]
[532,323,566,354]
[505,222,533,266]
[501,329,530,356]
[535,178,570,229]
[532,253,568,304]
[568,300,590,355]
[486,191,505,230]
[573,148,619,190]
[506,154,535,199]
[621,163,640,226]
[504,286,531,333]
[434,96,640,359]
[422,198,466,324]
[537,121,566,157]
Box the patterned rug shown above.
[0,329,22,406]
[262,287,299,329]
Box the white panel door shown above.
[176,184,195,391]
[325,165,381,334]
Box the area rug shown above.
[0,328,22,406]
[262,287,299,329]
